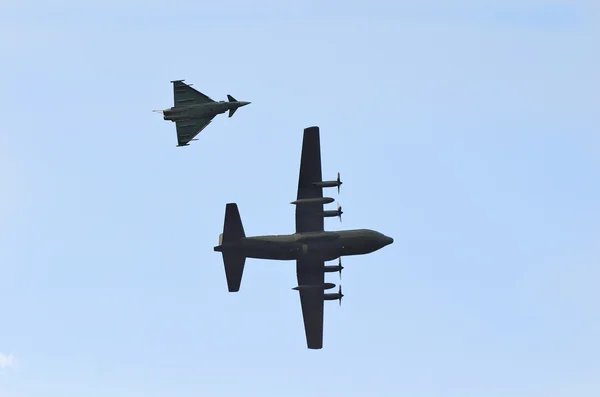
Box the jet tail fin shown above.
[217,203,246,292]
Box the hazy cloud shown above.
[0,353,15,369]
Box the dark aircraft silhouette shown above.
[214,126,394,349]
[154,80,250,147]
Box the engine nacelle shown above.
[322,203,342,221]
[323,293,343,300]
[323,285,344,304]
[312,172,342,191]
[322,210,339,218]
[324,257,343,278]
[313,180,338,188]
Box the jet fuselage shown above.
[162,101,250,122]
[214,229,393,262]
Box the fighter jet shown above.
[214,126,394,349]
[154,80,250,147]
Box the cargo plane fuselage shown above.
[214,229,393,262]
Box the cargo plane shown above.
[214,126,393,349]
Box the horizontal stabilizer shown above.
[218,203,247,292]
[223,203,245,241]
[222,252,246,292]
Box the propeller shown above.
[337,172,343,194]
[338,257,344,279]
[337,203,343,222]
[338,285,344,306]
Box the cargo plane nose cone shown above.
[385,236,394,246]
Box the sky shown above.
[0,1,599,396]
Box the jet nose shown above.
[385,236,394,246]
[239,101,251,107]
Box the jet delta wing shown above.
[172,80,214,106]
[172,80,215,146]
[175,116,215,147]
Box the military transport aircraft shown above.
[154,80,250,147]
[214,126,394,349]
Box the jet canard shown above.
[154,80,250,147]
[213,126,393,349]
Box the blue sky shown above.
[1,1,599,396]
